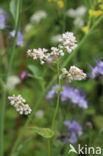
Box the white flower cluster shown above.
[51,47,64,57]
[67,6,86,18]
[66,6,86,28]
[59,32,77,54]
[7,75,20,90]
[60,66,86,82]
[27,48,50,64]
[8,95,32,115]
[27,32,77,64]
[30,10,47,23]
[35,110,44,119]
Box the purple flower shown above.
[63,120,83,144]
[20,71,27,80]
[46,85,88,109]
[90,60,103,79]
[46,84,59,99]
[0,8,6,29]
[61,86,88,109]
[10,30,24,46]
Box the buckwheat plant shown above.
[26,31,87,155]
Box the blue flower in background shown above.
[46,84,59,99]
[0,8,6,29]
[46,85,88,109]
[61,85,88,109]
[63,120,83,144]
[10,30,24,46]
[90,60,103,79]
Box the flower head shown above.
[60,66,86,82]
[10,30,24,46]
[73,18,84,28]
[63,120,83,144]
[46,84,59,99]
[51,47,64,57]
[20,71,27,80]
[90,60,103,79]
[51,34,62,43]
[27,48,50,64]
[0,8,6,29]
[35,110,44,119]
[57,0,64,8]
[61,85,88,109]
[66,6,86,18]
[30,10,47,23]
[58,32,77,54]
[8,95,32,115]
[89,9,102,18]
[82,26,89,33]
[7,76,21,90]
[46,84,88,109]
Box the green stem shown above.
[0,1,22,156]
[48,139,51,156]
[10,14,103,156]
[0,89,6,156]
[51,59,61,130]
[7,0,22,77]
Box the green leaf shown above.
[28,65,43,80]
[29,127,54,139]
[9,0,17,22]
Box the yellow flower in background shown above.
[89,9,102,18]
[48,0,64,8]
[57,0,64,8]
[82,26,89,33]
[94,10,102,17]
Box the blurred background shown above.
[0,0,103,155]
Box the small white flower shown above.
[30,10,47,23]
[7,76,21,90]
[27,48,50,64]
[73,18,84,28]
[60,66,86,82]
[25,23,33,32]
[8,95,32,115]
[51,34,62,43]
[66,6,86,18]
[35,110,44,119]
[76,6,86,17]
[58,32,77,54]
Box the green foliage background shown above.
[0,0,103,155]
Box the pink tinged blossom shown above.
[60,66,86,82]
[58,32,77,54]
[8,95,32,115]
[27,48,50,64]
